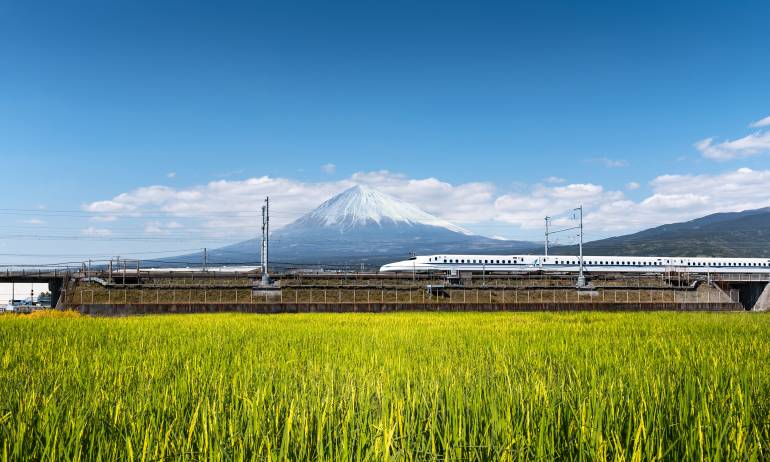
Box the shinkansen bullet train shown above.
[379,254,770,274]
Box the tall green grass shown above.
[0,312,768,460]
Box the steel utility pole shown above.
[542,206,587,288]
[203,248,208,272]
[576,205,585,288]
[261,196,270,285]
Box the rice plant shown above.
[0,312,767,460]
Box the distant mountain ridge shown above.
[169,189,770,267]
[550,207,770,257]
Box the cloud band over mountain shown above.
[82,167,770,242]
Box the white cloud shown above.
[544,176,566,184]
[586,157,628,168]
[20,219,46,225]
[84,200,134,213]
[749,115,770,128]
[81,227,112,236]
[145,221,185,234]
[167,172,176,178]
[696,115,770,160]
[321,163,336,174]
[82,167,770,241]
[89,215,117,222]
[625,182,640,190]
[696,132,770,161]
[144,222,165,235]
[494,183,622,230]
[582,167,770,232]
[81,171,496,238]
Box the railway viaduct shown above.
[2,268,770,312]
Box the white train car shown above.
[379,254,770,274]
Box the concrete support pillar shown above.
[752,282,770,312]
[50,280,63,309]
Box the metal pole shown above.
[576,205,585,288]
[261,196,270,285]
[544,216,550,256]
[203,248,207,272]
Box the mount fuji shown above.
[177,185,537,267]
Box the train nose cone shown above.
[380,262,401,272]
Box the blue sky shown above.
[2,0,770,274]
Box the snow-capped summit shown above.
[292,184,471,234]
[182,184,537,266]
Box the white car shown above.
[4,300,23,313]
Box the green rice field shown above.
[0,311,768,460]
